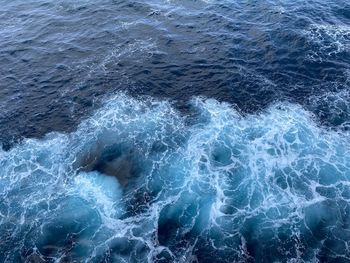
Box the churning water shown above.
[0,0,350,262]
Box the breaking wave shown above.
[0,94,349,262]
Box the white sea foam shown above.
[0,93,349,262]
[305,24,350,61]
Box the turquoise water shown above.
[1,94,349,262]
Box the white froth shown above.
[0,93,349,262]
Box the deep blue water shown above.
[0,0,350,262]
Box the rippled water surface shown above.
[0,0,350,262]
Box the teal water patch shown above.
[0,94,349,262]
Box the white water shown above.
[0,94,349,262]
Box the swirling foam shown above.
[0,94,349,262]
[305,24,350,61]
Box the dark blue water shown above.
[0,0,350,262]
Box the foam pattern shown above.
[0,94,349,262]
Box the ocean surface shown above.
[0,0,350,262]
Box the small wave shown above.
[307,89,350,130]
[305,24,350,61]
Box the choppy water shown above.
[0,0,350,262]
